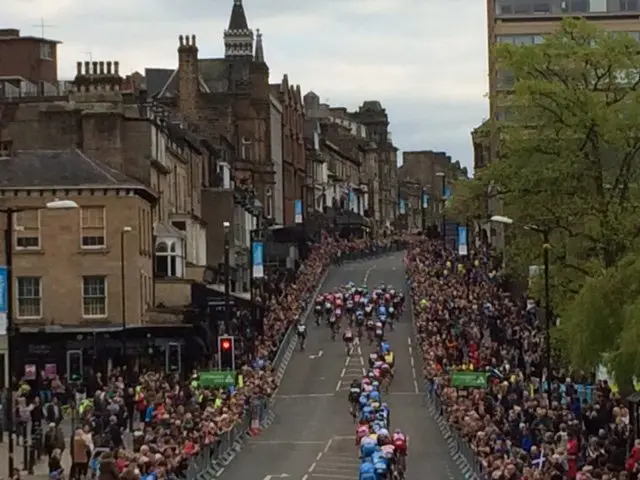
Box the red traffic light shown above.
[221,339,232,350]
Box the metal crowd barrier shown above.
[425,384,487,479]
[333,241,407,264]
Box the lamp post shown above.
[436,171,446,245]
[2,199,78,477]
[120,226,132,365]
[223,221,231,333]
[490,215,552,405]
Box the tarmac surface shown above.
[217,253,458,480]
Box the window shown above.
[40,43,52,60]
[16,277,42,318]
[240,137,252,160]
[15,210,40,249]
[82,276,107,317]
[265,188,273,218]
[155,241,183,278]
[0,140,12,157]
[81,207,106,248]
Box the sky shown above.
[6,0,489,172]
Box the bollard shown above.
[28,444,35,474]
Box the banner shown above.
[457,226,468,256]
[252,241,264,278]
[348,189,355,211]
[422,192,429,209]
[399,199,406,215]
[0,266,6,335]
[451,371,488,388]
[294,199,303,223]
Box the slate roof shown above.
[145,68,175,98]
[0,149,148,189]
[228,0,249,30]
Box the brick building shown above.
[271,75,305,225]
[0,28,64,97]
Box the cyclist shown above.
[392,429,408,475]
[349,380,361,420]
[296,319,307,351]
[355,308,365,339]
[374,321,384,343]
[359,459,376,480]
[372,449,389,480]
[329,313,338,341]
[343,326,354,356]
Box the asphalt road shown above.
[218,253,458,480]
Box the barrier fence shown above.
[179,245,407,479]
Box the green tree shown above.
[462,18,640,380]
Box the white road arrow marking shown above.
[309,349,324,359]
[262,475,290,480]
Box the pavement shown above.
[218,253,459,480]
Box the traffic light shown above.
[218,335,236,370]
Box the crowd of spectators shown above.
[407,240,635,480]
[1,233,395,480]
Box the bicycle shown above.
[345,341,353,356]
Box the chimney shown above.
[71,58,123,102]
[178,34,199,122]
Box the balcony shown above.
[495,0,640,18]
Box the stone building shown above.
[271,75,306,225]
[150,0,274,215]
[0,57,247,380]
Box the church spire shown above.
[254,29,264,63]
[224,0,253,58]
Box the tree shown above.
[461,18,640,380]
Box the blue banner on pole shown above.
[422,193,429,209]
[251,242,264,278]
[399,199,406,215]
[0,266,7,335]
[444,186,452,200]
[457,226,468,256]
[294,200,303,223]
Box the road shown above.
[218,253,458,480]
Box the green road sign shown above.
[199,370,236,387]
[451,371,488,388]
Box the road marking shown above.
[316,452,323,461]
[262,475,290,480]
[309,463,316,472]
[335,380,341,391]
[302,475,309,480]
[363,266,374,284]
[324,438,333,453]
[413,379,419,393]
[309,350,324,359]
[276,393,334,399]
[218,468,225,476]
[407,337,411,345]
[309,474,354,479]
[340,368,346,377]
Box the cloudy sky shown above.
[7,0,488,172]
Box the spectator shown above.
[407,241,631,479]
[71,428,90,480]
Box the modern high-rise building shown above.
[475,0,640,169]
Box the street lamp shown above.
[435,171,446,245]
[223,221,231,333]
[3,198,79,477]
[490,214,552,405]
[120,226,132,364]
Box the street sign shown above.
[199,370,236,387]
[451,371,488,388]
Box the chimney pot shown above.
[114,61,120,75]
[76,62,82,75]
[99,61,105,75]
[191,35,196,46]
[106,61,112,74]
[84,61,90,75]
[185,35,190,46]
[92,61,98,75]
[179,35,184,46]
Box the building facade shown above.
[0,28,63,97]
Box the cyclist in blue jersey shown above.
[380,341,391,354]
[359,459,376,480]
[373,452,389,480]
[377,304,387,317]
[360,436,377,459]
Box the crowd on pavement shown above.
[1,233,396,480]
[407,240,635,480]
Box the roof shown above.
[0,149,151,191]
[145,68,174,97]
[228,0,250,30]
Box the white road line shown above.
[250,440,326,445]
[407,337,411,345]
[309,462,317,472]
[335,380,341,392]
[217,468,225,476]
[324,438,333,453]
[413,379,419,393]
[316,452,323,461]
[363,266,374,284]
[309,474,354,479]
[302,475,309,480]
[340,368,346,377]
